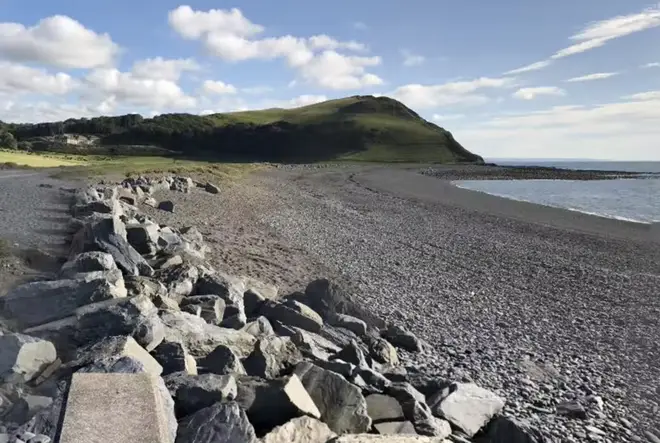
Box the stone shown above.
[198,345,246,375]
[126,223,159,255]
[196,273,247,328]
[260,417,336,443]
[72,199,121,219]
[204,182,220,194]
[260,300,323,333]
[482,416,549,442]
[157,263,199,299]
[381,325,422,353]
[241,317,275,338]
[366,336,400,367]
[273,323,341,362]
[366,394,405,423]
[180,295,225,325]
[332,341,370,369]
[244,278,279,300]
[331,436,450,442]
[357,368,392,392]
[244,336,303,379]
[406,373,451,399]
[1,271,127,329]
[428,383,504,438]
[387,383,450,438]
[158,200,175,212]
[144,197,158,208]
[235,374,321,433]
[331,314,367,336]
[175,402,256,443]
[294,362,371,434]
[160,311,256,358]
[164,372,237,418]
[124,275,167,300]
[244,289,266,316]
[59,373,175,443]
[314,359,356,378]
[68,335,163,376]
[154,254,183,270]
[117,188,137,205]
[303,279,385,327]
[556,400,587,419]
[153,294,181,313]
[0,334,57,383]
[59,252,117,277]
[374,421,418,435]
[150,341,198,376]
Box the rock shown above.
[244,289,266,316]
[175,402,256,443]
[481,416,549,442]
[59,252,117,277]
[406,373,451,398]
[260,300,323,333]
[319,325,363,349]
[303,279,385,327]
[331,314,367,336]
[72,199,121,219]
[160,311,256,358]
[260,416,336,443]
[158,200,175,212]
[157,263,199,299]
[381,325,422,353]
[244,278,279,300]
[244,336,303,379]
[0,334,57,383]
[294,362,371,434]
[126,223,159,254]
[164,372,237,418]
[204,182,220,194]
[196,273,247,327]
[153,294,181,313]
[235,374,321,433]
[556,400,587,419]
[357,368,392,392]
[199,345,246,375]
[117,188,137,205]
[314,359,356,378]
[365,336,400,367]
[144,197,158,208]
[330,436,450,442]
[180,295,225,325]
[374,421,418,435]
[154,254,183,270]
[58,373,176,443]
[644,431,660,443]
[273,322,342,362]
[151,341,198,376]
[332,341,370,369]
[387,383,449,438]
[242,317,275,338]
[1,271,127,329]
[124,275,167,300]
[428,383,504,438]
[68,335,163,376]
[366,394,405,423]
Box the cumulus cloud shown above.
[401,49,425,67]
[512,86,566,100]
[0,61,77,95]
[566,72,619,82]
[0,15,119,69]
[168,6,380,90]
[202,80,237,95]
[0,99,103,123]
[132,57,200,81]
[391,77,513,109]
[286,94,328,107]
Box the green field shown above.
[0,150,84,167]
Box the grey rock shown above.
[0,334,57,384]
[154,254,184,270]
[386,383,449,437]
[303,279,385,327]
[381,325,422,353]
[198,345,246,375]
[428,383,504,438]
[157,263,199,299]
[330,435,448,442]
[556,400,587,419]
[314,359,356,378]
[180,295,225,325]
[158,200,175,212]
[175,402,256,443]
[244,336,303,379]
[332,341,370,369]
[204,182,220,194]
[260,300,323,333]
[366,336,400,367]
[273,323,341,361]
[366,394,405,423]
[124,275,167,300]
[331,314,367,337]
[294,362,371,434]
[244,289,266,317]
[196,273,247,327]
[144,197,158,208]
[235,374,321,433]
[153,294,181,313]
[69,335,163,376]
[126,223,159,254]
[151,341,198,376]
[59,252,117,277]
[406,373,451,399]
[482,416,550,442]
[241,317,275,338]
[164,372,237,418]
[260,416,336,443]
[374,421,418,435]
[357,368,392,392]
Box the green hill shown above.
[2,95,483,164]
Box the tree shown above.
[0,131,17,150]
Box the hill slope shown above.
[3,96,483,163]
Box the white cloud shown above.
[431,113,465,122]
[84,68,196,110]
[566,72,619,82]
[353,21,368,31]
[625,90,660,101]
[132,57,200,81]
[202,80,237,95]
[505,60,552,75]
[286,94,328,107]
[0,98,111,123]
[642,62,660,68]
[0,15,118,69]
[401,49,425,67]
[391,77,513,109]
[457,93,660,160]
[168,6,379,90]
[0,61,76,95]
[512,86,566,100]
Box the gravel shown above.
[141,164,659,442]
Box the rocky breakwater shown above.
[1,175,549,443]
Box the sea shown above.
[453,160,660,224]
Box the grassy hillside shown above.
[4,95,483,164]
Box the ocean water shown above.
[453,160,660,224]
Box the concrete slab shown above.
[59,373,172,443]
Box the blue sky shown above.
[1,1,659,160]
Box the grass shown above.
[0,150,85,167]
[0,238,11,258]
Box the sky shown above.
[0,1,659,160]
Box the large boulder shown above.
[126,223,160,255]
[1,270,127,328]
[235,374,321,434]
[302,279,385,327]
[59,251,117,277]
[180,295,225,325]
[428,383,505,438]
[195,273,247,328]
[150,341,198,376]
[366,394,405,423]
[175,402,256,443]
[159,311,256,358]
[381,325,422,353]
[68,335,163,376]
[387,383,451,438]
[198,345,246,375]
[480,416,549,443]
[365,336,400,367]
[164,372,237,418]
[332,341,371,370]
[124,275,168,300]
[157,263,199,299]
[260,300,323,333]
[260,416,336,443]
[274,324,341,361]
[331,314,367,337]
[241,317,275,338]
[330,435,451,442]
[294,362,371,434]
[243,336,303,379]
[373,421,418,435]
[0,334,57,383]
